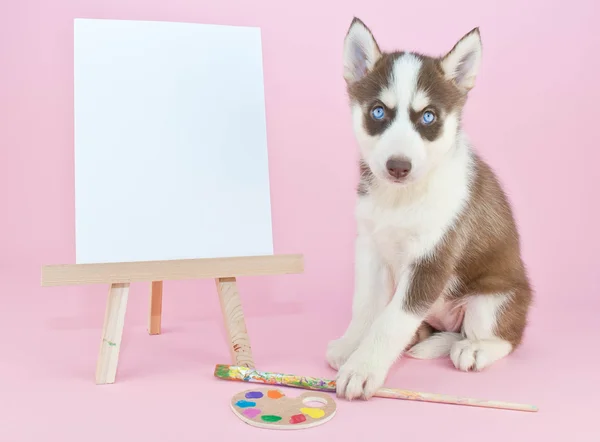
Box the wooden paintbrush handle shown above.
[373,387,538,412]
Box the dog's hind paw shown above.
[450,338,513,372]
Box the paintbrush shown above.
[214,364,538,413]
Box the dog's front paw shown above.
[336,355,387,400]
[326,337,357,371]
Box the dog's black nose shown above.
[386,157,412,179]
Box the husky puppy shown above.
[327,18,532,400]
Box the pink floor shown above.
[2,276,598,442]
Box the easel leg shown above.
[96,282,129,385]
[215,277,255,368]
[148,281,163,335]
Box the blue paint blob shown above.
[235,400,256,408]
[245,391,264,399]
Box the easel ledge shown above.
[41,254,304,384]
[41,254,304,286]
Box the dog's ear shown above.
[441,28,482,92]
[343,17,382,84]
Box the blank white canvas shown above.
[74,18,274,264]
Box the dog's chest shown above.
[356,155,471,267]
[356,195,450,265]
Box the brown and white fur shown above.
[326,18,532,400]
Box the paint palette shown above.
[230,388,336,430]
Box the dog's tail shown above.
[406,332,462,359]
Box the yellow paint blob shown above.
[300,407,325,419]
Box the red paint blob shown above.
[289,414,307,424]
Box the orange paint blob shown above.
[267,390,284,399]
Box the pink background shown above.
[2,0,599,440]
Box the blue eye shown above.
[421,110,436,125]
[371,106,385,120]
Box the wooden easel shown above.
[41,254,303,384]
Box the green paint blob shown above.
[261,415,282,423]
